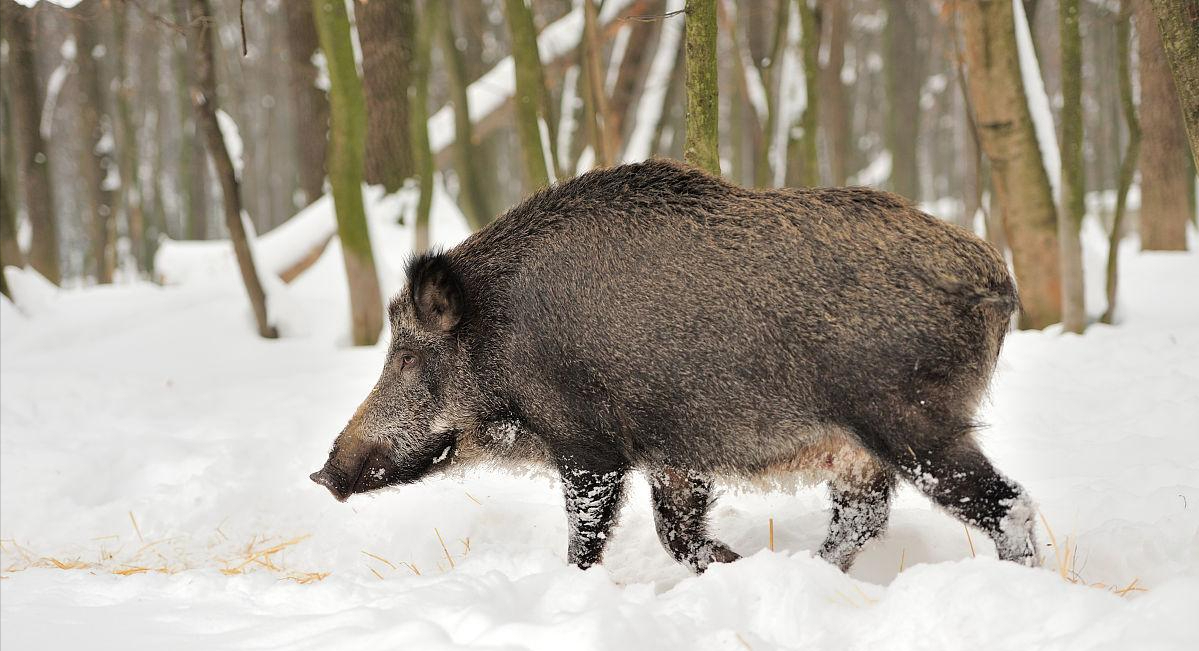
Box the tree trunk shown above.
[412,0,434,253]
[4,2,59,285]
[583,0,617,167]
[436,0,492,229]
[820,0,850,186]
[73,0,117,284]
[756,0,791,187]
[1102,0,1141,324]
[885,0,922,200]
[684,0,720,174]
[1058,0,1086,333]
[188,0,277,338]
[284,0,329,208]
[1,85,18,299]
[610,1,663,151]
[958,0,1062,329]
[112,2,146,274]
[787,0,820,187]
[312,0,384,346]
[173,0,209,240]
[1136,0,1192,250]
[356,0,416,194]
[504,0,553,190]
[1149,0,1199,169]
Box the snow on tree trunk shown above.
[187,0,277,338]
[73,0,117,284]
[624,0,684,164]
[312,0,384,346]
[1102,0,1141,324]
[684,0,720,175]
[1012,0,1061,201]
[958,0,1062,329]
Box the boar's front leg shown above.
[558,455,629,569]
[818,467,896,571]
[648,468,740,573]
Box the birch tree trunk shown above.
[1136,0,1192,250]
[312,0,384,346]
[188,0,277,338]
[958,0,1062,329]
[1058,0,1086,332]
[73,0,117,284]
[1148,0,1199,169]
[356,0,416,194]
[504,0,552,190]
[284,0,329,208]
[684,0,720,174]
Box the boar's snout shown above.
[309,445,400,503]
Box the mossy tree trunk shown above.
[684,0,719,174]
[504,0,553,190]
[312,0,384,346]
[1058,0,1086,333]
[284,0,329,208]
[436,0,492,229]
[1137,0,1192,250]
[756,0,790,186]
[356,0,416,194]
[787,0,820,187]
[958,0,1062,329]
[411,0,435,253]
[1149,0,1199,169]
[188,0,277,338]
[1102,0,1141,324]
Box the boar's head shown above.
[310,254,477,502]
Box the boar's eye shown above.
[399,351,421,371]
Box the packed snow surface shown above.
[2,212,1197,649]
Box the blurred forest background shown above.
[0,0,1196,343]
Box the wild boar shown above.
[310,159,1040,573]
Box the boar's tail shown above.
[933,275,1021,317]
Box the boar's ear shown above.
[407,253,464,333]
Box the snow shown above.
[3,211,1199,648]
[12,0,81,7]
[622,0,685,164]
[215,109,244,181]
[1012,0,1062,201]
[39,37,74,141]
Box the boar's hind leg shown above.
[648,468,740,573]
[559,456,629,569]
[818,468,896,571]
[880,435,1040,567]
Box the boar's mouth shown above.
[309,437,458,502]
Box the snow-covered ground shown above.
[2,207,1197,649]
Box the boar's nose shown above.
[310,467,352,502]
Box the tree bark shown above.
[188,0,277,338]
[756,0,791,187]
[610,1,662,151]
[112,2,146,274]
[1058,0,1086,332]
[356,0,416,194]
[820,0,850,186]
[412,0,434,253]
[885,0,922,200]
[73,0,117,284]
[1149,0,1199,169]
[312,0,384,346]
[504,0,553,189]
[3,1,59,284]
[436,0,492,229]
[958,0,1062,329]
[284,0,329,208]
[787,0,820,187]
[583,0,617,167]
[684,0,720,174]
[1102,0,1141,324]
[1,84,18,298]
[1137,0,1192,250]
[173,0,208,240]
